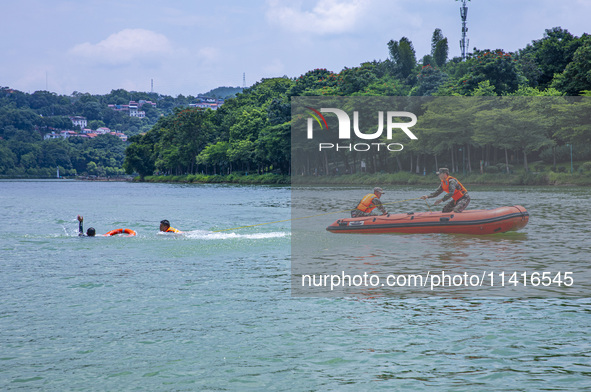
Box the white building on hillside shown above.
[69,116,87,128]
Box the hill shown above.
[201,86,243,99]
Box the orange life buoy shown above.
[104,228,136,236]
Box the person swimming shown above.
[76,215,136,236]
[77,215,96,237]
[159,220,182,233]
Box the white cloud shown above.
[266,0,366,35]
[69,29,174,66]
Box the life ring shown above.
[104,228,136,236]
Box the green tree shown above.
[229,107,267,142]
[433,38,449,67]
[196,141,230,174]
[388,37,416,78]
[152,107,215,174]
[0,140,17,174]
[456,49,525,95]
[255,122,290,174]
[519,27,584,88]
[475,98,553,171]
[411,65,448,96]
[553,98,591,145]
[88,120,106,130]
[337,63,380,95]
[123,134,157,179]
[431,28,448,67]
[551,39,591,95]
[414,97,478,173]
[228,139,255,172]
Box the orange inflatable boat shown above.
[326,205,529,235]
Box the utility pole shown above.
[457,0,470,60]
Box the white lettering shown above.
[353,111,384,139]
[320,108,351,139]
[336,144,352,151]
[387,143,404,151]
[387,111,418,140]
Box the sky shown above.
[1,0,590,97]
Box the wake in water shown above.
[169,230,289,240]
[60,224,289,240]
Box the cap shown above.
[436,168,449,175]
[374,187,385,194]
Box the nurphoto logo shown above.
[305,107,418,152]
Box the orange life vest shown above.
[166,227,181,233]
[441,176,468,202]
[356,193,378,213]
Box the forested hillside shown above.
[2,27,590,179]
[0,88,218,177]
[124,27,591,180]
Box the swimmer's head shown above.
[160,220,170,231]
[87,227,96,237]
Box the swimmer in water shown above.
[77,215,96,237]
[159,219,182,233]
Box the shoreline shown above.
[2,171,590,186]
[137,171,591,186]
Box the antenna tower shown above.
[151,79,154,93]
[459,0,470,60]
[243,72,246,88]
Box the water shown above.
[292,186,591,298]
[1,180,590,391]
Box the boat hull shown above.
[326,205,529,235]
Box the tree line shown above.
[124,27,591,179]
[2,27,590,179]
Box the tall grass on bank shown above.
[292,171,591,186]
[137,170,591,186]
[141,173,290,185]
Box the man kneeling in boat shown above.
[159,219,182,233]
[421,168,470,213]
[351,187,388,218]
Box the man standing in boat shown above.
[421,168,470,213]
[351,187,388,218]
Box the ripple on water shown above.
[1,182,590,390]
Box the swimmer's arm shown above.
[77,215,84,236]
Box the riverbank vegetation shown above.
[136,164,591,187]
[124,27,591,183]
[2,27,590,183]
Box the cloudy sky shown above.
[2,0,590,97]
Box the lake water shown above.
[1,180,590,391]
[291,185,591,298]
